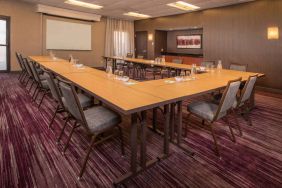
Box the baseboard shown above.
[10,70,21,73]
[256,86,282,94]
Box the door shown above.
[135,31,148,59]
[0,16,10,72]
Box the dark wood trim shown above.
[161,52,203,57]
[0,15,10,72]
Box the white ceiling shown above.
[22,0,255,20]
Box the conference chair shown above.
[21,58,36,90]
[186,78,242,156]
[161,58,183,78]
[213,74,258,129]
[15,52,26,82]
[57,77,124,180]
[42,69,93,129]
[29,60,50,107]
[144,56,165,80]
[201,61,216,67]
[120,52,134,76]
[229,63,248,72]
[234,74,258,127]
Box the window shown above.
[113,30,130,57]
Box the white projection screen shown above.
[46,19,92,50]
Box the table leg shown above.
[164,104,170,155]
[152,108,157,131]
[177,101,183,145]
[112,59,116,73]
[170,103,175,141]
[140,111,147,168]
[130,113,138,173]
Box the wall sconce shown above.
[148,33,153,41]
[268,27,279,40]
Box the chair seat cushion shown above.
[62,93,93,109]
[84,106,121,133]
[39,73,48,80]
[41,80,49,89]
[188,101,226,121]
[213,94,242,108]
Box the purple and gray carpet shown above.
[0,73,282,188]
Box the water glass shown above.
[114,70,119,79]
[118,70,124,80]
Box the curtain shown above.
[105,18,135,57]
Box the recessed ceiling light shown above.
[167,1,200,11]
[65,0,103,10]
[123,12,151,18]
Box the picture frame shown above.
[176,34,202,49]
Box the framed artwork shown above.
[176,35,202,49]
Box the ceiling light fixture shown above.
[65,0,103,10]
[123,12,151,18]
[167,1,200,11]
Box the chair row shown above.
[186,74,258,156]
[15,52,125,180]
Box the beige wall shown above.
[135,0,282,90]
[0,0,106,71]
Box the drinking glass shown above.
[180,70,185,79]
[114,70,119,80]
[118,70,124,80]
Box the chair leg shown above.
[62,122,78,154]
[49,104,60,129]
[38,90,48,108]
[25,78,31,87]
[78,135,97,180]
[19,72,26,83]
[28,81,35,92]
[225,117,236,143]
[57,117,70,143]
[33,88,42,102]
[31,84,39,99]
[208,123,220,156]
[232,109,242,136]
[18,71,23,80]
[184,113,191,138]
[117,126,125,156]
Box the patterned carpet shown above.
[0,73,282,188]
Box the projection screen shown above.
[46,19,92,50]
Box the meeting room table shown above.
[29,56,264,186]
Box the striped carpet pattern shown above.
[0,73,282,188]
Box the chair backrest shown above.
[230,63,247,72]
[22,58,33,78]
[214,77,242,121]
[29,61,41,83]
[201,61,215,67]
[42,69,64,106]
[57,78,86,124]
[172,59,183,64]
[15,52,24,70]
[137,55,144,59]
[126,53,133,58]
[238,74,258,105]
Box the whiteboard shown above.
[46,19,91,50]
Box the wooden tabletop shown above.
[128,70,263,102]
[29,56,66,62]
[31,56,264,115]
[105,56,193,70]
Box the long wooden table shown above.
[29,56,264,185]
[103,56,194,72]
